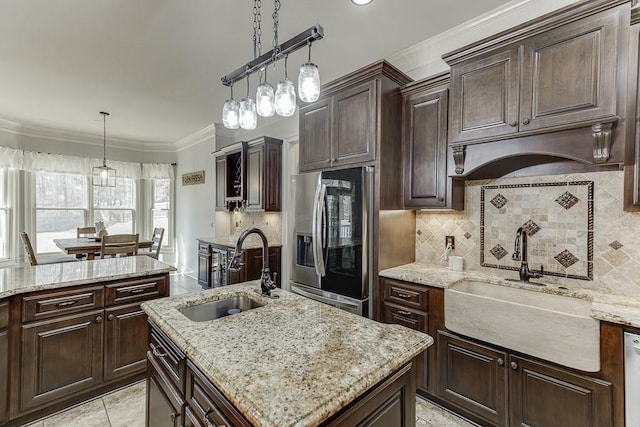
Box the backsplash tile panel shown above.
[415,171,640,294]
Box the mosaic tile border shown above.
[480,181,594,280]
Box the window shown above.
[35,172,87,253]
[0,168,9,259]
[93,177,136,234]
[152,179,171,247]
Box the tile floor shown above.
[24,272,476,427]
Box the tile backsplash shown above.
[227,211,282,246]
[416,170,640,294]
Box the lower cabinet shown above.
[0,300,9,426]
[147,353,184,427]
[436,330,613,427]
[104,303,149,381]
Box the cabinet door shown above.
[436,330,509,426]
[197,244,211,288]
[244,247,281,286]
[403,88,449,208]
[215,156,226,211]
[20,310,104,412]
[332,80,377,167]
[263,141,282,211]
[0,329,7,426]
[104,303,148,382]
[449,48,520,144]
[299,98,332,172]
[246,144,264,211]
[519,8,619,132]
[146,357,184,427]
[509,355,613,427]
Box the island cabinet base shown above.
[147,321,420,427]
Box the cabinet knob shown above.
[95,315,103,324]
[107,314,116,321]
[497,357,504,366]
[521,118,530,125]
[511,361,518,370]
[508,121,517,127]
[438,197,445,203]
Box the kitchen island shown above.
[141,282,432,427]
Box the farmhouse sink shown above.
[445,280,600,372]
[180,295,264,322]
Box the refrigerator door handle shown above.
[316,183,327,277]
[311,179,322,278]
[292,285,360,309]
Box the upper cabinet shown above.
[401,73,463,210]
[299,61,411,173]
[443,0,630,177]
[214,137,282,212]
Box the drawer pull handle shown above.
[151,343,168,358]
[55,300,78,308]
[497,357,504,366]
[129,288,148,295]
[397,310,412,316]
[396,292,413,299]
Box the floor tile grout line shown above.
[102,393,113,427]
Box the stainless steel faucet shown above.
[229,227,277,297]
[512,227,544,282]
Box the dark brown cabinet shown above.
[0,300,9,426]
[625,4,640,210]
[447,4,621,146]
[214,156,226,211]
[246,137,282,212]
[147,353,184,427]
[436,330,613,427]
[104,302,149,381]
[401,73,463,210]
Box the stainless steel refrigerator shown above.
[290,167,373,317]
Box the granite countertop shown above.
[141,282,432,427]
[0,256,176,299]
[197,236,283,250]
[380,262,640,328]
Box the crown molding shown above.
[387,0,580,80]
[0,117,177,153]
[174,123,217,152]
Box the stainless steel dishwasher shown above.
[625,332,640,426]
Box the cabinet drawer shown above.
[22,286,104,323]
[0,300,8,330]
[198,242,211,254]
[149,324,185,391]
[383,279,428,311]
[186,360,251,427]
[383,302,428,333]
[105,276,168,306]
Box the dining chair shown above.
[20,232,78,266]
[76,226,98,258]
[100,234,139,258]
[145,227,164,259]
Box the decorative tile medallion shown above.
[480,181,593,280]
[554,250,580,268]
[490,244,509,260]
[555,191,579,210]
[521,219,541,236]
[490,193,508,209]
[464,232,472,240]
[609,240,623,250]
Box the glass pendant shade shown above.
[298,62,320,103]
[256,82,276,117]
[92,164,116,187]
[239,97,257,130]
[222,98,240,129]
[275,79,296,117]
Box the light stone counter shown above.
[0,256,176,299]
[197,236,283,250]
[141,282,432,427]
[380,262,640,328]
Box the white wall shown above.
[174,136,216,276]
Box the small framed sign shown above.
[182,170,205,186]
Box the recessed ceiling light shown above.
[351,0,373,5]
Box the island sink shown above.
[445,279,600,372]
[179,295,264,322]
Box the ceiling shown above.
[0,0,513,147]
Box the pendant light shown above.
[222,83,240,129]
[92,112,116,187]
[275,55,296,117]
[239,75,257,130]
[256,68,275,117]
[298,41,320,103]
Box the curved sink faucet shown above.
[229,227,277,297]
[512,227,544,282]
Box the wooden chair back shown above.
[100,234,139,258]
[147,227,164,259]
[20,232,38,266]
[77,226,97,238]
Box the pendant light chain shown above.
[272,0,281,64]
[102,112,108,167]
[253,0,262,60]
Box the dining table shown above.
[53,237,153,260]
